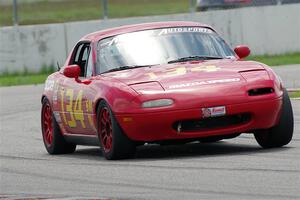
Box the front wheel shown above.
[254,89,294,148]
[97,101,136,160]
[41,98,76,154]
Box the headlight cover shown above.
[142,99,174,108]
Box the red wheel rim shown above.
[42,102,53,146]
[99,107,113,153]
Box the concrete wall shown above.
[0,4,299,74]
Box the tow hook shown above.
[177,122,182,133]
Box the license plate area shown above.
[202,106,226,118]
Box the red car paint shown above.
[42,21,283,143]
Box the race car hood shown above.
[103,59,268,92]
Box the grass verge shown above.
[0,0,188,26]
[289,91,300,98]
[0,74,49,87]
[0,65,54,87]
[247,52,300,66]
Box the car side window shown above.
[74,45,83,63]
[85,49,93,77]
[72,43,90,77]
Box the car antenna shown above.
[56,61,60,71]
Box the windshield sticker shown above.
[168,78,240,89]
[158,27,213,36]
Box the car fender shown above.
[91,76,139,116]
[41,73,60,106]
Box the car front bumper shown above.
[116,97,282,142]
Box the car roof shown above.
[81,21,214,42]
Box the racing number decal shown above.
[74,90,86,128]
[146,67,186,79]
[65,89,76,127]
[146,65,220,79]
[86,100,94,127]
[191,65,220,72]
[60,89,67,125]
[165,67,187,77]
[60,88,92,128]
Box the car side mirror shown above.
[234,45,251,59]
[63,65,81,79]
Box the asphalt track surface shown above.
[0,85,299,200]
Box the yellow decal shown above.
[60,89,88,128]
[165,67,187,77]
[60,88,67,124]
[66,89,76,128]
[86,100,94,127]
[74,90,85,128]
[190,65,220,72]
[146,65,220,79]
[123,117,133,122]
[146,72,157,79]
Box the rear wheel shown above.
[254,89,294,148]
[97,101,136,160]
[41,98,76,154]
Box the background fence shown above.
[2,0,300,26]
[0,2,299,74]
[1,0,193,26]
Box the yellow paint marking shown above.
[86,100,94,127]
[66,89,76,128]
[190,65,220,72]
[73,90,85,128]
[146,72,158,79]
[123,117,133,122]
[165,67,187,77]
[60,88,67,124]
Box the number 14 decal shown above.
[60,88,93,128]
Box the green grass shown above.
[289,91,300,98]
[247,52,300,66]
[0,66,54,87]
[0,0,188,26]
[0,73,49,87]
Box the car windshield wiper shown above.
[102,65,153,74]
[168,56,224,64]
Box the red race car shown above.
[41,21,294,160]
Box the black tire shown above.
[254,89,294,148]
[97,101,136,160]
[41,98,76,154]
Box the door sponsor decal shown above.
[60,88,94,128]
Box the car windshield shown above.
[96,27,235,74]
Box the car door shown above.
[57,42,97,135]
